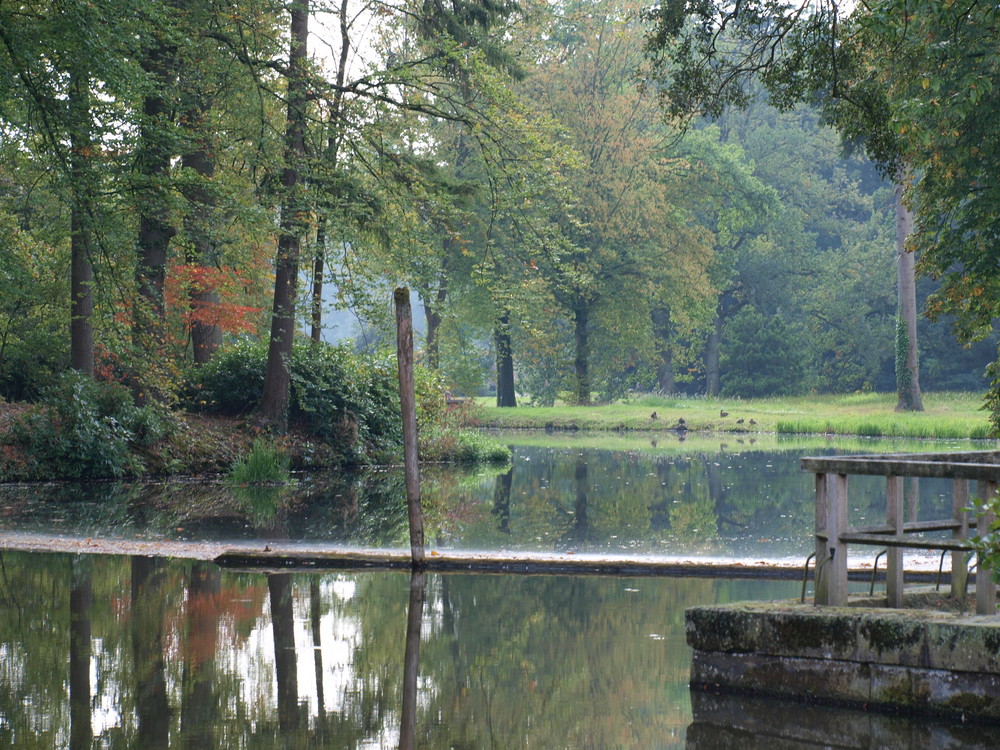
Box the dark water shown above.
[0,435,996,747]
[0,551,993,749]
[0,434,978,561]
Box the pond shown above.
[0,432,983,563]
[4,552,996,749]
[0,433,996,747]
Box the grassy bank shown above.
[473,392,994,440]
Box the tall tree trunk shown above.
[651,306,673,394]
[68,68,94,376]
[705,313,722,397]
[573,300,590,405]
[134,34,178,365]
[895,180,923,411]
[310,220,325,343]
[308,0,351,345]
[260,0,309,430]
[494,310,516,407]
[423,257,449,370]
[181,114,221,364]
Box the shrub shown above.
[10,372,175,479]
[228,438,290,484]
[187,339,411,459]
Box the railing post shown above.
[815,472,848,606]
[952,478,970,600]
[886,476,904,608]
[976,480,997,616]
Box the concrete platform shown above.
[687,591,1000,722]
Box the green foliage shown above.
[10,372,174,479]
[188,338,403,459]
[721,308,804,398]
[187,338,506,462]
[0,212,67,401]
[185,338,266,415]
[970,490,1000,584]
[418,397,511,462]
[228,438,291,484]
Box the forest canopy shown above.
[0,0,995,426]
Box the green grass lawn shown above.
[471,392,994,440]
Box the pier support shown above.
[886,476,904,608]
[814,473,848,606]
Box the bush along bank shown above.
[0,341,510,482]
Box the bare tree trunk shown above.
[68,68,94,376]
[494,310,517,407]
[705,313,722,397]
[310,220,325,343]
[309,0,352,346]
[574,300,590,405]
[651,306,673,393]
[423,257,449,370]
[134,33,178,365]
[895,180,923,411]
[260,0,309,430]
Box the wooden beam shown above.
[801,455,1000,481]
[886,476,904,608]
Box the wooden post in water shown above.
[395,287,425,566]
[976,480,997,615]
[815,472,848,606]
[886,476,904,608]
[399,570,425,750]
[952,479,970,600]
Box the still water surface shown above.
[0,433,981,560]
[2,552,995,748]
[0,433,996,747]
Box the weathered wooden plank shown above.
[952,478,970,599]
[814,473,848,606]
[850,519,962,535]
[838,533,973,551]
[801,456,1000,480]
[976,481,997,615]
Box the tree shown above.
[645,0,933,409]
[521,0,716,404]
[259,0,310,430]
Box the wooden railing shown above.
[800,451,999,615]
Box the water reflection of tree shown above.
[181,562,221,747]
[0,554,815,748]
[132,556,170,747]
[268,573,300,732]
[69,555,92,750]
